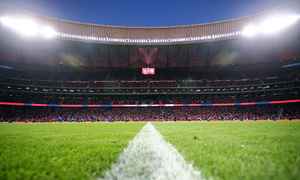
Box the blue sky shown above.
[0,0,295,27]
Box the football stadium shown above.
[0,1,300,179]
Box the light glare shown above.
[42,27,57,38]
[261,15,300,34]
[17,19,39,36]
[0,16,57,38]
[0,17,13,27]
[242,25,257,37]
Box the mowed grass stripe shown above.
[0,122,146,180]
[103,122,203,180]
[152,121,300,180]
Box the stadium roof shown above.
[0,1,299,45]
[0,0,296,27]
[0,1,299,67]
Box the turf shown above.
[152,121,300,180]
[1,121,299,180]
[0,122,146,180]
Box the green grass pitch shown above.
[0,122,146,180]
[153,121,300,180]
[0,121,299,180]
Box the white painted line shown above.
[101,122,203,180]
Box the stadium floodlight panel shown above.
[42,27,57,38]
[0,16,57,38]
[242,15,300,37]
[242,25,258,37]
[0,17,39,36]
[0,16,13,27]
[260,15,300,34]
[17,19,39,36]
[261,17,284,34]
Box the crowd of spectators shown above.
[0,92,298,105]
[1,77,297,88]
[1,104,299,122]
[1,80,298,95]
[1,66,298,90]
[0,63,299,122]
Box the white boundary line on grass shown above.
[101,122,203,180]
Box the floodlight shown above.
[0,17,13,27]
[242,25,257,37]
[17,19,39,36]
[261,15,300,34]
[41,27,57,38]
[284,15,300,26]
[261,17,284,34]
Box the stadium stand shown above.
[1,104,299,122]
[0,2,299,122]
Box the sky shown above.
[0,0,295,27]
